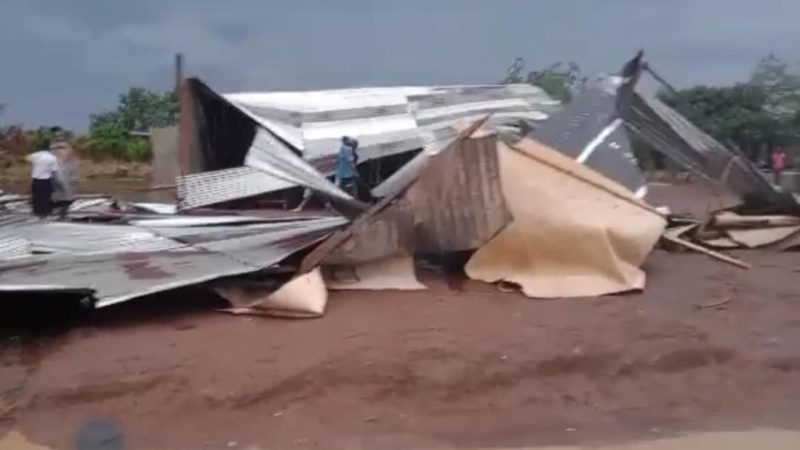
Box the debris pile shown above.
[2,52,797,318]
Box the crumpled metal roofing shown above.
[225,84,559,157]
[0,215,347,308]
[244,129,358,206]
[627,92,794,209]
[0,235,31,260]
[177,166,293,210]
[181,82,561,209]
[179,127,361,211]
[531,76,647,197]
[6,221,183,256]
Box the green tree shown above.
[750,54,800,120]
[502,58,587,102]
[88,87,177,161]
[749,54,800,146]
[658,83,784,162]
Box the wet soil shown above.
[2,249,800,449]
[2,182,800,449]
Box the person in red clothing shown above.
[771,148,787,185]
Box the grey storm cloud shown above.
[1,0,799,130]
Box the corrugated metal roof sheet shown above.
[403,132,511,253]
[627,93,791,208]
[225,84,559,158]
[531,76,647,197]
[177,166,293,210]
[0,235,31,260]
[244,129,358,206]
[7,222,184,255]
[185,82,561,209]
[0,251,255,308]
[0,216,347,308]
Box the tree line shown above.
[0,88,177,162]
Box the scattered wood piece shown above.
[662,234,751,269]
[696,296,732,310]
[664,224,699,239]
[713,213,800,228]
[726,226,800,249]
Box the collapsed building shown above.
[1,52,796,316]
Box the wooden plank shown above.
[662,234,751,269]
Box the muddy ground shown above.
[2,183,800,449]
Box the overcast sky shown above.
[2,0,799,130]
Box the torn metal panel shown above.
[187,217,347,267]
[177,166,293,210]
[244,128,360,207]
[370,130,459,199]
[0,235,31,260]
[0,217,346,308]
[0,251,254,308]
[0,214,37,228]
[128,214,285,227]
[147,219,343,242]
[323,206,413,265]
[130,203,178,215]
[627,93,794,209]
[69,198,116,213]
[404,132,511,252]
[185,81,561,206]
[7,222,184,256]
[531,76,647,197]
[212,82,559,159]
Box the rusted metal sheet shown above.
[323,205,414,265]
[0,216,346,308]
[627,92,797,211]
[405,132,511,253]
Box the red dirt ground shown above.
[2,183,800,449]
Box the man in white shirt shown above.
[25,140,58,218]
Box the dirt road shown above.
[2,245,800,449]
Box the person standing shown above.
[772,148,787,186]
[335,136,359,198]
[51,130,78,219]
[25,140,58,218]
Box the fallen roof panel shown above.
[531,76,647,197]
[0,251,255,308]
[211,82,560,158]
[0,235,31,260]
[0,215,348,308]
[177,166,293,210]
[627,92,795,210]
[5,221,184,256]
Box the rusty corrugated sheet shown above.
[0,216,347,308]
[404,132,511,253]
[627,92,797,211]
[323,205,414,265]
